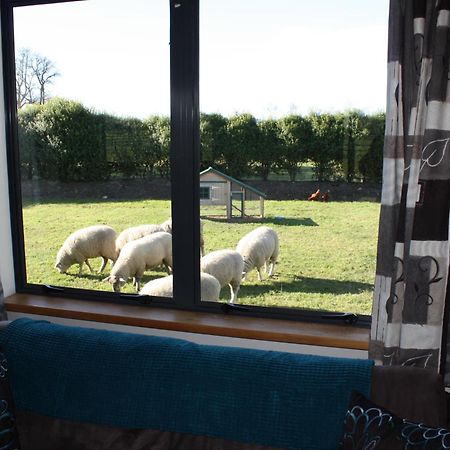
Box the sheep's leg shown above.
[257,267,264,281]
[98,257,108,274]
[163,261,172,274]
[85,259,94,274]
[78,262,84,274]
[134,277,141,292]
[229,281,240,304]
[268,261,276,277]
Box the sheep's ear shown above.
[102,276,111,283]
[119,277,126,283]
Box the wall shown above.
[0,27,15,298]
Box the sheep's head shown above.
[242,257,252,273]
[160,218,172,234]
[103,275,126,293]
[54,261,68,273]
[55,250,71,273]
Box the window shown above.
[199,186,211,200]
[2,0,388,326]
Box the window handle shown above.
[320,313,359,325]
[44,285,65,293]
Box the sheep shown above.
[55,225,118,275]
[104,231,172,293]
[159,218,172,234]
[139,273,221,302]
[236,226,279,281]
[115,224,165,254]
[158,218,205,256]
[201,249,244,303]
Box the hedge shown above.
[18,98,385,183]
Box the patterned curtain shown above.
[0,276,6,322]
[369,0,450,373]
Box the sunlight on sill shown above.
[5,293,369,350]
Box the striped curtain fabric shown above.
[0,277,6,322]
[369,0,450,373]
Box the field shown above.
[23,199,380,315]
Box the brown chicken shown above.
[308,189,321,201]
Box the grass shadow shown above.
[204,217,318,227]
[241,275,373,296]
[22,197,162,207]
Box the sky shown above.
[13,0,389,120]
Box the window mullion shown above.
[170,0,200,308]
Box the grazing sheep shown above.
[236,226,279,281]
[139,273,220,301]
[201,249,244,303]
[158,218,205,256]
[159,218,172,234]
[104,232,172,293]
[116,224,165,253]
[55,225,117,275]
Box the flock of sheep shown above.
[54,219,279,303]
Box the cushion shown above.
[0,349,21,449]
[341,391,450,449]
[371,365,447,427]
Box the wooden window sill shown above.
[5,293,369,350]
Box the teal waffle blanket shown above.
[0,318,373,449]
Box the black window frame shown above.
[0,0,371,327]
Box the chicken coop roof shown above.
[200,167,267,198]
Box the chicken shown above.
[321,191,330,202]
[308,189,321,201]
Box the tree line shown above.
[18,97,385,183]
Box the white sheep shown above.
[104,231,172,293]
[55,225,118,275]
[201,249,244,303]
[159,218,172,234]
[236,226,279,281]
[115,224,165,253]
[158,218,205,256]
[139,273,221,301]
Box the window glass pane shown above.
[199,0,388,313]
[15,0,174,298]
[199,186,211,200]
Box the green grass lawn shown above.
[23,199,380,315]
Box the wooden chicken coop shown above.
[199,167,266,220]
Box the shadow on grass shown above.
[59,272,372,298]
[22,197,164,207]
[241,275,373,296]
[204,217,318,227]
[67,271,168,285]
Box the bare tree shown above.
[31,54,59,105]
[15,48,59,108]
[15,48,38,108]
